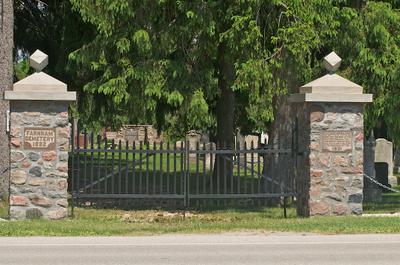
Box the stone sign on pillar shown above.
[289,51,373,216]
[4,50,76,220]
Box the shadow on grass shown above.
[71,197,296,220]
[363,188,400,213]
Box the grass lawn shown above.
[1,175,398,236]
[364,185,400,213]
[72,150,292,196]
[0,206,399,236]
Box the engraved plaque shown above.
[125,129,139,142]
[105,131,117,140]
[24,128,56,150]
[321,131,352,152]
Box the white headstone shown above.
[375,138,395,186]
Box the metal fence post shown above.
[184,140,190,210]
[70,119,75,217]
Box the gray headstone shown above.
[375,138,395,186]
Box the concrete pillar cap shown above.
[289,51,372,103]
[5,50,76,101]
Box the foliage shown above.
[14,0,94,120]
[330,1,400,142]
[14,59,30,81]
[69,0,340,138]
[14,1,400,142]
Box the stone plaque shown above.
[24,128,56,150]
[105,131,117,140]
[125,129,139,142]
[321,131,352,152]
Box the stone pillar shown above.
[289,52,372,216]
[4,50,76,219]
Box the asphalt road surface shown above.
[0,233,399,265]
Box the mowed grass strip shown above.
[0,207,399,236]
[364,185,400,213]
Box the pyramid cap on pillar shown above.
[5,50,76,101]
[13,72,67,92]
[289,51,372,103]
[300,74,362,94]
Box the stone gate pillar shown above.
[4,50,76,219]
[289,52,372,216]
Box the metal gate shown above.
[69,125,297,213]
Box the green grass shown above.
[74,151,275,195]
[0,197,9,219]
[0,207,399,236]
[75,150,263,177]
[364,186,400,213]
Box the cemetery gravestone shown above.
[204,142,216,170]
[395,148,400,185]
[363,133,382,202]
[110,125,164,145]
[375,138,396,187]
[375,162,389,189]
[187,131,201,148]
[124,128,139,143]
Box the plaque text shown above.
[24,128,56,150]
[321,131,352,152]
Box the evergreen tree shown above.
[69,0,338,140]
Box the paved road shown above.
[0,233,399,265]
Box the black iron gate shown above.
[69,125,297,213]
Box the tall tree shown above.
[0,0,13,218]
[329,1,400,143]
[14,0,93,99]
[69,1,338,138]
[69,0,342,190]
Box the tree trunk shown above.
[213,41,235,192]
[264,59,300,205]
[264,97,295,205]
[351,0,366,9]
[0,0,13,218]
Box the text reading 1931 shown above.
[321,131,352,152]
[24,128,56,150]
